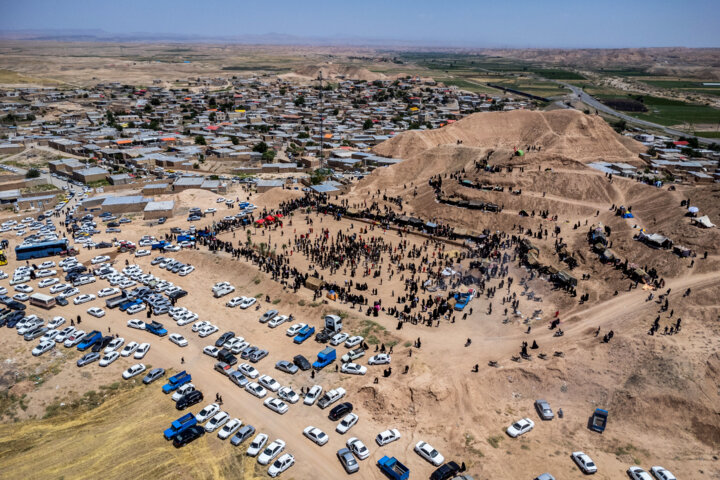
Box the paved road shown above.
[560,82,718,144]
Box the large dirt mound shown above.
[373,109,644,163]
[290,63,387,82]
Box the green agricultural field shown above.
[596,94,720,126]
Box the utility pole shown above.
[318,71,324,169]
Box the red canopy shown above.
[275,213,284,218]
[265,215,275,222]
[255,219,265,224]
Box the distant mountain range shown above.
[0,28,460,48]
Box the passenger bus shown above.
[15,239,69,261]
[29,293,56,310]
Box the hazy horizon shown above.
[1,0,719,49]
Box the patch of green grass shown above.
[487,435,503,448]
[403,341,412,347]
[695,131,720,138]
[254,293,263,298]
[308,302,321,308]
[272,299,281,305]
[44,381,136,419]
[464,433,485,457]
[297,299,306,307]
[530,68,585,80]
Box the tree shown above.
[298,132,310,139]
[194,135,207,145]
[149,119,160,130]
[262,150,276,161]
[611,119,627,133]
[253,142,268,153]
[150,98,160,106]
[294,96,305,106]
[25,168,40,179]
[363,119,373,130]
[230,136,239,145]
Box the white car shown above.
[376,428,401,446]
[191,320,209,332]
[38,278,59,288]
[122,363,146,379]
[172,383,196,402]
[258,439,286,465]
[277,386,300,404]
[32,340,55,356]
[415,440,445,466]
[285,323,307,336]
[347,437,370,460]
[98,287,119,297]
[268,453,294,478]
[120,341,139,357]
[337,413,359,434]
[226,296,245,308]
[177,313,198,326]
[87,307,105,318]
[650,466,677,480]
[303,385,323,406]
[55,326,76,343]
[179,266,195,276]
[341,363,367,375]
[14,284,33,294]
[127,319,146,330]
[263,397,289,415]
[195,403,221,423]
[99,351,120,367]
[198,325,218,337]
[59,287,80,298]
[48,316,66,329]
[239,363,259,379]
[247,433,268,457]
[0,286,6,295]
[368,354,391,365]
[267,315,289,328]
[245,382,268,398]
[64,330,86,348]
[628,467,654,480]
[134,343,150,359]
[330,332,349,346]
[13,293,29,302]
[104,337,125,353]
[303,426,329,446]
[91,255,110,264]
[38,261,56,269]
[73,294,95,305]
[258,375,281,392]
[169,333,188,347]
[50,283,71,294]
[507,418,535,438]
[203,346,220,357]
[571,451,598,474]
[239,297,256,309]
[218,418,242,440]
[213,285,235,297]
[135,249,151,257]
[345,336,364,348]
[126,303,146,314]
[204,411,230,432]
[35,269,56,278]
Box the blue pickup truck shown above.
[162,371,192,394]
[378,456,409,480]
[151,240,170,250]
[76,330,102,351]
[145,321,168,337]
[293,325,315,344]
[119,298,143,312]
[312,347,336,370]
[163,412,197,440]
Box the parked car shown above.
[507,418,535,437]
[534,399,554,420]
[258,439,286,465]
[134,343,150,359]
[628,467,653,480]
[263,397,289,415]
[77,352,100,367]
[347,437,370,460]
[246,433,268,456]
[230,424,255,446]
[303,426,329,446]
[172,425,205,448]
[268,453,294,477]
[176,390,204,410]
[336,412,359,434]
[195,403,220,423]
[368,353,391,365]
[275,360,298,375]
[337,447,359,474]
[218,418,242,440]
[293,354,312,371]
[143,367,165,384]
[650,466,677,480]
[415,440,445,466]
[122,363,146,379]
[430,461,462,480]
[571,451,597,474]
[329,402,353,421]
[376,428,401,446]
[204,411,230,433]
[303,385,323,406]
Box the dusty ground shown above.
[0,110,719,480]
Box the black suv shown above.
[176,390,204,410]
[430,461,461,480]
[293,354,311,371]
[173,425,205,448]
[329,402,353,421]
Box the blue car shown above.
[76,330,102,351]
[162,371,192,394]
[164,413,197,440]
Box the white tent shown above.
[693,215,715,228]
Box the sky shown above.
[1,0,719,48]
